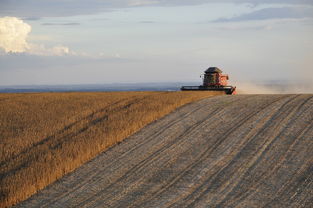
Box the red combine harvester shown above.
[181,67,236,95]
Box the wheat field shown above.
[15,94,313,208]
[0,91,222,207]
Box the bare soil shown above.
[16,94,313,208]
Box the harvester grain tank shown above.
[181,67,236,95]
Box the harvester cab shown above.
[181,67,236,95]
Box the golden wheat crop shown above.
[0,91,222,207]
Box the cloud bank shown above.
[0,16,72,56]
[214,6,313,22]
[1,0,312,18]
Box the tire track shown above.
[261,121,313,208]
[217,95,313,207]
[157,95,297,208]
[134,95,289,208]
[179,95,305,208]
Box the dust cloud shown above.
[234,81,313,94]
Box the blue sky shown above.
[0,0,312,86]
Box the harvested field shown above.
[16,94,313,208]
[0,91,222,207]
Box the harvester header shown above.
[181,67,236,95]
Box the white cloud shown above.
[0,16,31,53]
[0,16,73,56]
[27,44,71,56]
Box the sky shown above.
[0,0,312,87]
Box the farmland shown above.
[0,91,222,207]
[15,94,313,208]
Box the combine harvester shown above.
[181,67,237,95]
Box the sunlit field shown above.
[0,91,222,207]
